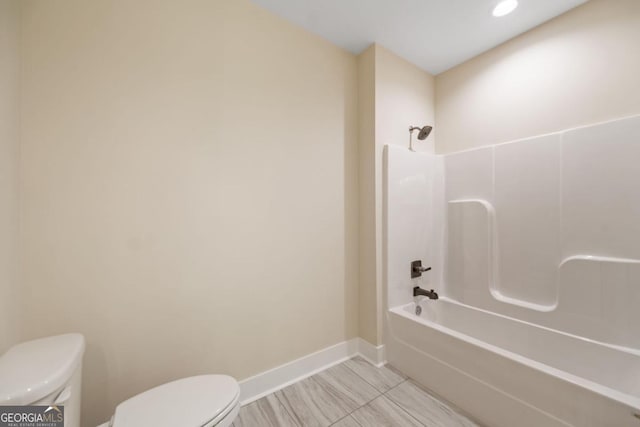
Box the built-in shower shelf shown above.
[447,198,558,312]
[559,255,640,267]
[489,290,557,312]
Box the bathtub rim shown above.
[388,297,640,412]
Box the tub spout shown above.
[413,286,439,300]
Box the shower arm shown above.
[409,126,416,151]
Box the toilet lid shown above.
[0,334,85,405]
[112,375,239,427]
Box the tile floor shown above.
[233,356,480,427]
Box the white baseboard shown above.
[356,338,386,368]
[239,338,386,405]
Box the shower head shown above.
[410,125,433,140]
[408,125,433,151]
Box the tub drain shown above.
[415,305,422,316]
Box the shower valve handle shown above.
[411,260,431,278]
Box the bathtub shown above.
[386,298,640,427]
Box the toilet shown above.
[0,334,86,427]
[0,334,240,427]
[97,374,240,427]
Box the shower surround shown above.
[384,115,640,427]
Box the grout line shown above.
[401,378,485,426]
[308,357,408,426]
[330,378,424,427]
[273,363,381,427]
[390,378,486,427]
[318,360,384,425]
[383,378,408,395]
[379,393,429,427]
[332,393,380,426]
[342,354,406,395]
[310,374,364,425]
[328,414,361,427]
[311,367,384,413]
[341,357,389,394]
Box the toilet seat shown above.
[110,375,239,427]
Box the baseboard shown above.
[356,337,386,367]
[239,338,386,405]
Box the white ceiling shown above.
[250,0,589,75]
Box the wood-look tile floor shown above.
[233,356,480,427]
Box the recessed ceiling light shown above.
[492,0,518,17]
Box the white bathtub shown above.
[386,298,640,427]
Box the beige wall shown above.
[357,46,378,345]
[357,45,435,345]
[436,0,640,153]
[376,46,436,154]
[0,0,19,354]
[18,0,358,425]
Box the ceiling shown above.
[250,0,589,75]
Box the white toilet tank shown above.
[0,334,85,427]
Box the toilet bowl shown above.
[0,334,86,427]
[98,375,240,427]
